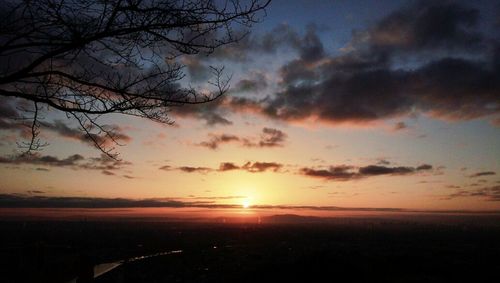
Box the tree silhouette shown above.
[0,0,270,157]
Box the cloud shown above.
[300,165,357,181]
[416,164,433,171]
[231,71,269,93]
[367,1,482,52]
[26,190,45,194]
[0,194,393,210]
[377,159,391,165]
[469,171,496,178]
[169,98,233,126]
[160,161,284,174]
[196,127,287,150]
[257,127,287,147]
[158,165,173,171]
[81,154,132,171]
[242,55,500,125]
[178,166,212,174]
[1,194,460,214]
[159,164,213,174]
[0,153,130,175]
[300,163,433,181]
[0,153,85,167]
[197,134,241,150]
[217,161,283,173]
[2,194,497,213]
[168,24,328,126]
[393,121,407,131]
[358,165,414,175]
[0,98,20,130]
[211,2,500,126]
[43,120,131,147]
[182,56,211,82]
[443,185,500,201]
[161,160,433,179]
[0,100,132,148]
[218,162,240,171]
[180,195,246,200]
[241,161,283,173]
[192,23,323,63]
[0,194,224,208]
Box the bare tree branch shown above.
[0,0,270,158]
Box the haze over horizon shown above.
[1,0,500,213]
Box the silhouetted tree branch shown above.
[0,0,270,158]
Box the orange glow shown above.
[242,198,251,209]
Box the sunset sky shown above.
[1,0,499,211]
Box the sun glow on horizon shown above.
[242,199,251,209]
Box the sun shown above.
[242,199,251,209]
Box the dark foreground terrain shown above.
[1,215,499,283]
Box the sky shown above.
[0,0,499,212]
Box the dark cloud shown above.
[26,190,45,194]
[297,24,326,62]
[416,164,433,171]
[232,71,268,93]
[443,185,500,201]
[0,153,130,175]
[377,159,391,165]
[3,194,497,213]
[161,160,432,179]
[159,164,213,173]
[196,127,287,150]
[82,154,132,172]
[0,101,132,147]
[0,195,397,215]
[368,1,482,52]
[0,153,84,167]
[181,195,246,200]
[197,134,241,150]
[170,98,233,126]
[218,162,240,171]
[470,171,496,178]
[217,161,283,173]
[178,166,213,174]
[300,165,357,181]
[257,127,287,147]
[300,163,433,181]
[359,165,414,175]
[161,161,284,174]
[158,165,173,171]
[44,120,131,147]
[241,161,283,173]
[214,1,500,126]
[168,24,327,125]
[393,121,407,131]
[0,99,20,129]
[247,55,500,124]
[196,23,323,62]
[182,56,211,82]
[0,194,225,208]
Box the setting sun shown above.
[242,199,251,209]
